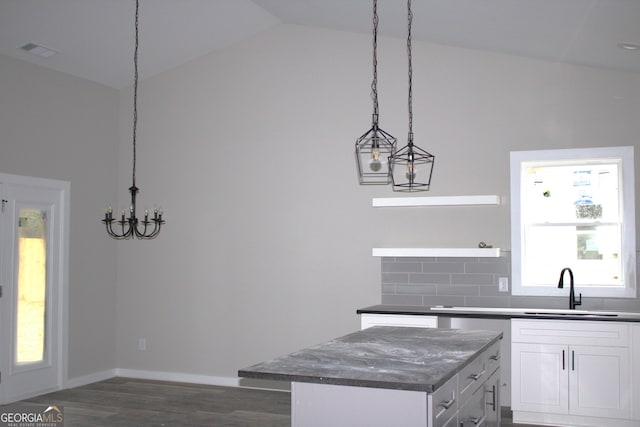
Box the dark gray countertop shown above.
[357,304,640,322]
[238,326,502,392]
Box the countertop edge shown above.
[357,304,640,322]
[237,370,437,392]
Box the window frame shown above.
[510,146,636,298]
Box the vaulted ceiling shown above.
[1,0,639,89]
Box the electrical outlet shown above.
[498,277,509,292]
[138,338,146,351]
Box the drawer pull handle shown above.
[489,353,500,361]
[485,384,497,411]
[469,368,486,381]
[469,416,485,425]
[440,398,455,409]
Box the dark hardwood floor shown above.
[7,377,541,426]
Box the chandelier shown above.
[355,0,397,185]
[389,0,435,191]
[103,0,164,239]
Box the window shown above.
[510,146,636,298]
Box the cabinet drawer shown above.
[440,412,458,427]
[486,341,501,376]
[431,374,458,427]
[360,314,438,329]
[459,368,500,427]
[458,376,487,427]
[458,341,500,406]
[512,319,629,347]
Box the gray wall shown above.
[2,21,640,383]
[0,54,119,379]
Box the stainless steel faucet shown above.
[558,267,582,309]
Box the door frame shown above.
[0,173,69,404]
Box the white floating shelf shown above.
[372,247,501,258]
[372,195,501,207]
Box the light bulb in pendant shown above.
[405,161,416,181]
[369,148,382,171]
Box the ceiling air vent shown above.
[20,43,57,58]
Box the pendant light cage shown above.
[355,0,397,185]
[389,0,435,192]
[356,123,397,184]
[389,134,435,191]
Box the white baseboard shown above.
[115,369,241,388]
[65,369,117,389]
[64,369,289,393]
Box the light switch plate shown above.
[498,277,509,292]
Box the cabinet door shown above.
[569,345,631,419]
[511,342,568,414]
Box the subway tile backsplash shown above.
[380,251,640,312]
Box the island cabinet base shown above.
[291,382,432,427]
[512,411,640,427]
[291,368,501,427]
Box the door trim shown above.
[0,173,69,404]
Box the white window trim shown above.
[510,146,636,298]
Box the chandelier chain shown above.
[132,0,139,188]
[371,0,379,120]
[407,0,413,139]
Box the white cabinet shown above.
[569,345,630,418]
[511,342,568,414]
[360,313,439,330]
[511,319,632,426]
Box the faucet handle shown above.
[575,293,582,307]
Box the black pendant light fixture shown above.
[389,0,435,192]
[355,0,397,185]
[103,0,164,239]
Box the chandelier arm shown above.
[103,218,132,240]
[134,220,162,240]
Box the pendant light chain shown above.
[406,0,413,141]
[354,0,397,185]
[371,0,379,120]
[388,0,435,191]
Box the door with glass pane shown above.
[0,175,69,404]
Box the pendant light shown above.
[355,0,397,185]
[389,0,435,192]
[103,0,164,239]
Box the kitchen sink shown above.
[431,306,527,313]
[430,306,640,318]
[524,311,618,317]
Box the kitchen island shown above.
[239,326,502,427]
